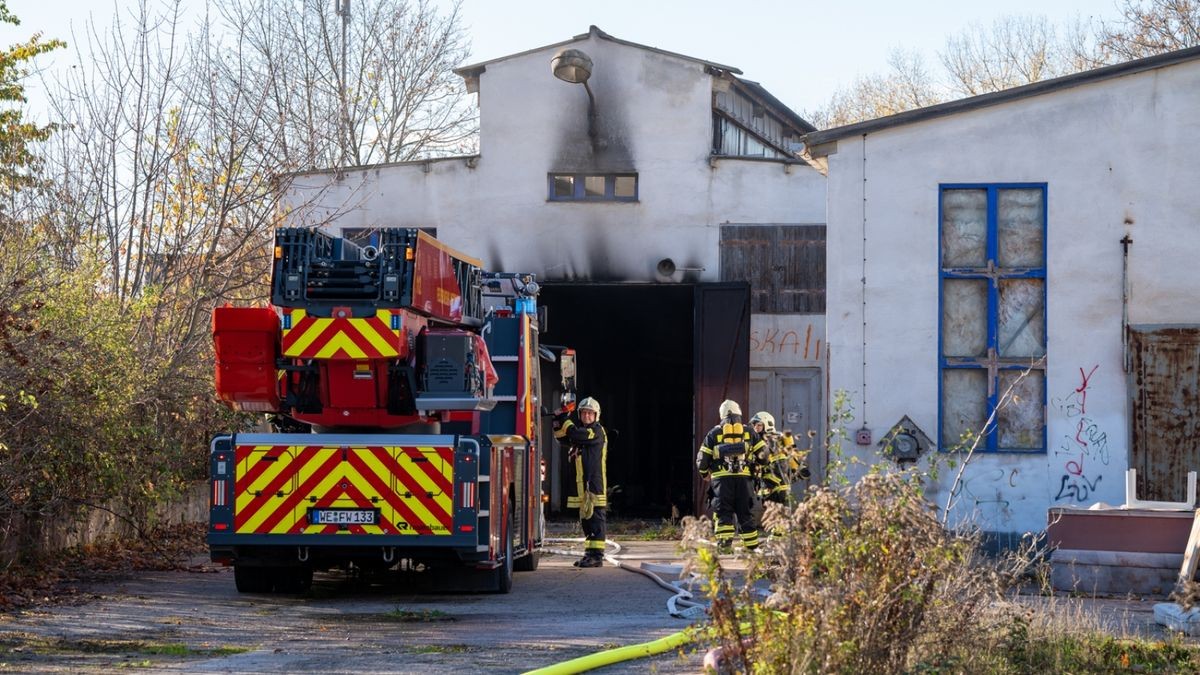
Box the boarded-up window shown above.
[939,185,1046,453]
[720,224,825,314]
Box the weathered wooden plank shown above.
[720,224,825,313]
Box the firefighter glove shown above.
[579,491,598,519]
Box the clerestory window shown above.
[548,173,638,202]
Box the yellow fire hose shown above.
[521,538,707,674]
[521,628,695,675]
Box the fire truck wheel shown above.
[493,512,514,594]
[233,565,272,593]
[514,550,540,572]
[276,566,313,594]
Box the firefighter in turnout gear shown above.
[750,411,792,505]
[554,396,608,567]
[697,400,765,553]
[779,430,811,485]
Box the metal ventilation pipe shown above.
[551,48,597,146]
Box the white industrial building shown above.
[805,46,1200,541]
[282,26,828,516]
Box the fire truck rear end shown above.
[207,228,558,593]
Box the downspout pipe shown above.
[1121,234,1133,372]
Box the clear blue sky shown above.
[4,0,1119,115]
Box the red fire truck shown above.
[207,228,568,593]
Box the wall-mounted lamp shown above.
[551,48,597,145]
[656,258,705,281]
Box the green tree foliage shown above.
[2,0,473,563]
[0,1,63,193]
[0,3,238,561]
[0,252,234,543]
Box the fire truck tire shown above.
[514,550,539,572]
[233,565,272,593]
[275,566,313,594]
[493,512,514,594]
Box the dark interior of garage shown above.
[539,283,695,519]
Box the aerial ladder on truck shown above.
[207,228,567,593]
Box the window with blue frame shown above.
[548,173,637,202]
[939,184,1046,452]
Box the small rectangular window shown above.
[584,176,605,197]
[548,173,637,202]
[553,175,575,198]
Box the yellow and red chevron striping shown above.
[373,446,455,502]
[250,450,344,534]
[303,478,389,536]
[234,444,454,536]
[345,453,447,535]
[280,309,402,359]
[400,445,455,494]
[234,444,308,496]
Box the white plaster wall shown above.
[824,61,1200,536]
[282,34,826,282]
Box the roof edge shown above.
[804,44,1200,150]
[453,25,743,78]
[282,154,481,180]
[729,75,815,133]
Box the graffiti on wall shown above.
[750,323,822,359]
[957,468,1018,525]
[1050,365,1110,503]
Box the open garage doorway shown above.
[538,282,750,519]
[540,283,695,519]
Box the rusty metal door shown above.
[692,282,751,515]
[1130,327,1200,500]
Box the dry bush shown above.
[683,471,1200,673]
[683,472,1006,673]
[998,595,1200,672]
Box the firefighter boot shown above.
[740,529,761,552]
[714,519,736,555]
[573,553,603,568]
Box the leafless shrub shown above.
[683,473,1005,673]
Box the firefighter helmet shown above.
[718,399,741,419]
[750,411,777,434]
[578,397,601,419]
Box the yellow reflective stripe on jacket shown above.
[567,493,608,507]
[555,418,574,440]
[559,419,595,439]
